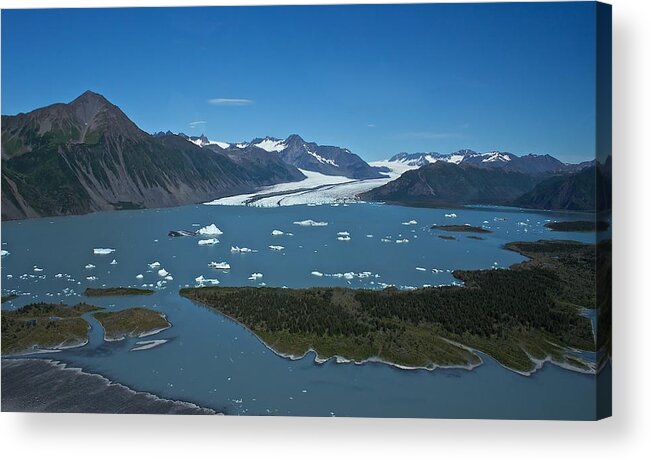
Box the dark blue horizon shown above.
[1,2,598,162]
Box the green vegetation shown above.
[431,224,492,233]
[1,294,18,303]
[180,239,596,374]
[544,220,610,232]
[93,308,170,341]
[84,287,154,297]
[1,303,101,354]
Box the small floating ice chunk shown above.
[208,262,231,270]
[293,219,328,227]
[337,231,350,237]
[271,230,284,236]
[402,220,418,225]
[337,236,351,241]
[0,249,9,257]
[231,246,254,253]
[110,259,117,265]
[269,245,285,251]
[164,275,174,281]
[86,276,98,281]
[148,261,161,269]
[195,275,220,286]
[198,238,219,245]
[158,269,169,277]
[197,224,224,236]
[33,266,44,272]
[136,274,144,279]
[395,239,409,244]
[380,238,392,243]
[366,234,374,238]
[84,264,95,270]
[93,248,116,255]
[248,273,263,280]
[416,267,426,271]
[444,213,457,218]
[311,271,324,277]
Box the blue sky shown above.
[2,3,597,162]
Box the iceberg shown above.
[197,224,224,236]
[0,249,9,257]
[231,246,254,253]
[85,264,95,269]
[198,238,219,246]
[208,262,231,270]
[86,276,97,281]
[337,231,350,237]
[271,230,285,236]
[164,275,174,281]
[248,273,263,280]
[416,267,426,271]
[158,268,169,277]
[395,239,409,244]
[311,271,324,277]
[269,245,285,251]
[110,259,118,265]
[93,248,116,255]
[337,236,351,241]
[444,213,457,218]
[402,220,418,225]
[136,274,144,279]
[195,275,220,286]
[293,219,328,227]
[148,261,161,269]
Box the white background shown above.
[0,0,649,458]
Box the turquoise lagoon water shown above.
[0,203,609,419]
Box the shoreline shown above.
[1,358,219,415]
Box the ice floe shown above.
[157,269,169,277]
[136,274,144,279]
[293,219,328,227]
[395,239,409,244]
[110,259,118,265]
[1,249,9,257]
[248,273,263,280]
[208,262,231,270]
[198,238,219,245]
[337,236,351,241]
[230,246,255,253]
[337,231,350,237]
[195,275,220,286]
[402,220,418,225]
[148,261,161,269]
[86,276,98,281]
[197,224,224,236]
[84,264,95,270]
[93,248,116,255]
[271,230,285,236]
[444,213,457,218]
[311,271,324,277]
[416,267,426,271]
[33,266,44,272]
[269,245,285,251]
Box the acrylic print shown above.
[0,2,612,419]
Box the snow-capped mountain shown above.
[386,149,583,175]
[175,133,384,180]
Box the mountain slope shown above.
[512,162,612,211]
[359,162,539,206]
[0,91,304,220]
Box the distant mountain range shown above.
[360,158,612,211]
[173,133,384,180]
[386,150,595,175]
[1,90,606,220]
[1,91,307,220]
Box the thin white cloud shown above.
[208,98,253,106]
[189,120,207,127]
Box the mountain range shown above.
[1,91,307,220]
[1,90,606,220]
[175,133,384,180]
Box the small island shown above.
[93,308,171,341]
[544,220,610,232]
[84,287,155,297]
[438,235,456,240]
[1,303,101,354]
[180,239,598,375]
[431,224,493,234]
